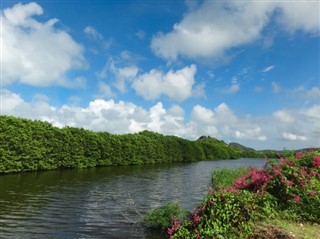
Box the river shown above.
[0,158,265,239]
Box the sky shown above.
[1,0,319,150]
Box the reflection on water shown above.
[0,158,265,238]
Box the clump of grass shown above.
[270,219,320,239]
[211,167,250,190]
[143,203,189,230]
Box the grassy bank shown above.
[172,150,320,238]
[210,167,320,239]
[270,219,320,239]
[145,150,320,238]
[211,167,251,190]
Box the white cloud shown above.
[189,103,267,142]
[2,2,87,87]
[306,87,320,99]
[151,1,319,61]
[235,127,267,141]
[192,82,206,98]
[151,1,271,60]
[136,30,145,39]
[1,90,24,114]
[221,82,240,94]
[2,89,319,150]
[221,77,240,94]
[0,89,56,120]
[191,105,215,125]
[132,64,197,101]
[207,71,215,79]
[97,58,139,92]
[98,82,115,98]
[270,105,320,147]
[254,86,263,93]
[276,1,320,33]
[273,110,295,124]
[262,65,274,73]
[282,133,307,141]
[291,86,320,102]
[272,81,281,93]
[84,26,111,49]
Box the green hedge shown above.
[0,115,261,173]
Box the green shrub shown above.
[172,190,266,239]
[143,203,189,230]
[169,149,320,238]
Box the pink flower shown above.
[167,218,181,237]
[299,168,308,176]
[309,170,318,177]
[285,180,295,186]
[292,194,301,204]
[167,227,175,237]
[295,152,304,159]
[272,164,283,176]
[192,214,201,225]
[312,156,320,168]
[200,204,206,212]
[196,229,201,239]
[172,219,181,230]
[307,190,317,197]
[226,186,239,193]
[280,158,294,166]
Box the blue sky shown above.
[1,0,319,150]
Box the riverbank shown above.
[146,149,319,238]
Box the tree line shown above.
[0,115,264,174]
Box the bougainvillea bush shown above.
[169,150,320,239]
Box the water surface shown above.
[0,158,265,238]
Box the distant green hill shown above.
[0,115,263,174]
[197,136,264,159]
[229,142,256,152]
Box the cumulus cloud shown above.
[192,82,206,98]
[271,105,320,145]
[97,58,139,92]
[290,86,320,102]
[1,2,87,87]
[221,79,240,94]
[2,89,319,150]
[276,1,320,33]
[132,64,197,101]
[282,133,307,141]
[151,1,319,61]
[191,105,215,125]
[273,110,295,124]
[97,60,201,102]
[226,84,240,94]
[98,82,115,98]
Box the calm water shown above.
[0,158,265,239]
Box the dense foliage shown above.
[144,203,189,230]
[0,115,262,174]
[211,167,251,190]
[168,150,320,238]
